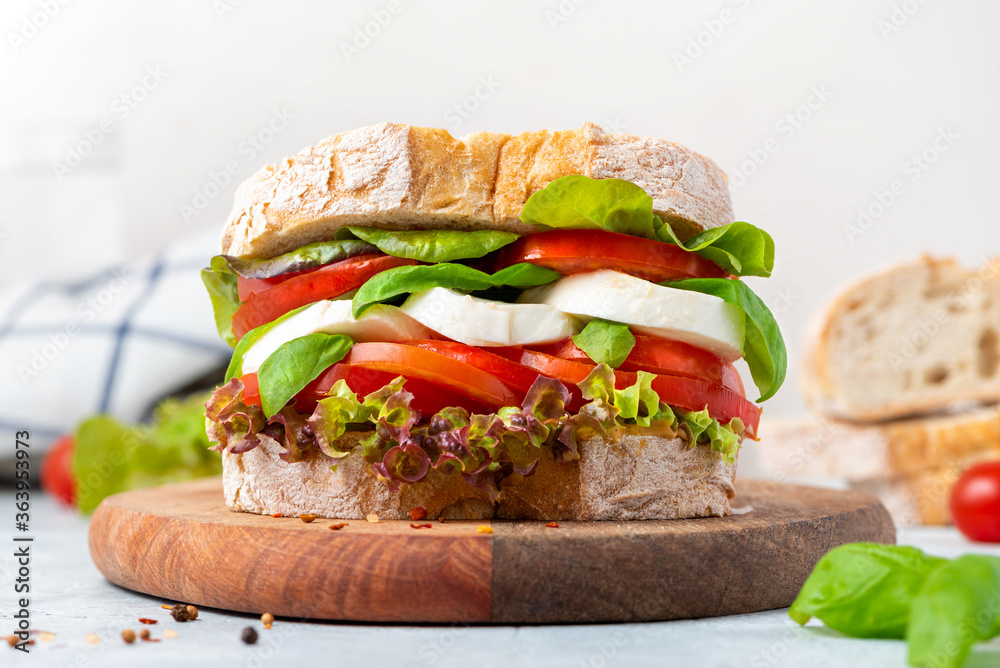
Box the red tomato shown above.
[41,434,75,507]
[232,254,417,339]
[493,347,760,437]
[491,229,728,282]
[950,462,1000,542]
[530,335,744,394]
[343,342,522,409]
[237,267,312,301]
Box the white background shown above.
[2,0,999,418]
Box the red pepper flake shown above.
[328,523,347,530]
[438,517,445,523]
[138,618,158,625]
[141,637,161,643]
[408,507,426,521]
[271,513,282,518]
[409,523,433,529]
[545,521,560,528]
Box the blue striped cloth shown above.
[0,229,232,453]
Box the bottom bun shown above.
[223,429,737,521]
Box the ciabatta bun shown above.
[224,430,737,521]
[802,256,1000,422]
[220,122,734,259]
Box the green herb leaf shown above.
[221,240,377,279]
[572,319,636,367]
[352,262,560,317]
[657,220,775,278]
[662,278,786,402]
[344,227,519,262]
[224,303,314,382]
[520,175,775,278]
[73,394,221,513]
[308,380,372,459]
[907,554,1000,668]
[520,175,658,240]
[789,543,948,639]
[201,256,241,348]
[257,333,354,416]
[678,408,744,464]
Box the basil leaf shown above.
[907,554,1000,668]
[221,240,377,279]
[201,256,241,348]
[520,175,658,240]
[662,278,786,402]
[789,543,947,639]
[257,333,353,416]
[344,227,519,262]
[352,262,560,317]
[657,220,775,278]
[224,303,314,382]
[572,319,635,367]
[520,175,774,278]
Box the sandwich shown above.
[200,122,786,520]
[759,255,1000,524]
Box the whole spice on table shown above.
[170,604,193,622]
[241,627,258,644]
[121,629,136,644]
[139,629,150,641]
[261,613,274,629]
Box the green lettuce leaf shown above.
[520,175,774,278]
[73,394,222,513]
[221,240,377,279]
[257,333,353,416]
[572,319,635,367]
[307,380,372,459]
[200,256,241,348]
[677,408,744,464]
[352,262,560,317]
[342,227,519,262]
[224,303,314,382]
[656,220,775,278]
[662,278,786,402]
[907,554,1000,668]
[789,543,948,639]
[520,175,658,240]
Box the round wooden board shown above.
[88,477,894,624]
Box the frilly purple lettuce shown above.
[204,363,748,496]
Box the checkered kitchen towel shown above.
[0,228,232,453]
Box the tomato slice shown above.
[493,347,760,437]
[531,335,744,394]
[237,267,312,301]
[491,229,728,282]
[232,254,417,339]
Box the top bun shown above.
[220,122,734,259]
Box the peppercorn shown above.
[261,613,274,629]
[170,604,191,622]
[241,627,258,644]
[121,629,136,644]
[139,629,150,641]
[299,514,317,523]
[6,635,18,647]
[185,605,198,620]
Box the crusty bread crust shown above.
[220,122,734,259]
[757,409,1000,525]
[223,429,737,521]
[802,256,1000,422]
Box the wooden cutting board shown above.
[88,477,894,624]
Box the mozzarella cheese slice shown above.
[400,287,582,347]
[241,301,434,374]
[518,270,745,361]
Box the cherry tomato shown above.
[232,254,417,339]
[41,434,75,507]
[950,461,1000,542]
[530,335,744,394]
[491,229,728,282]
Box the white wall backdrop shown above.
[2,0,999,419]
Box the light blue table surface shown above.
[3,491,1000,668]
